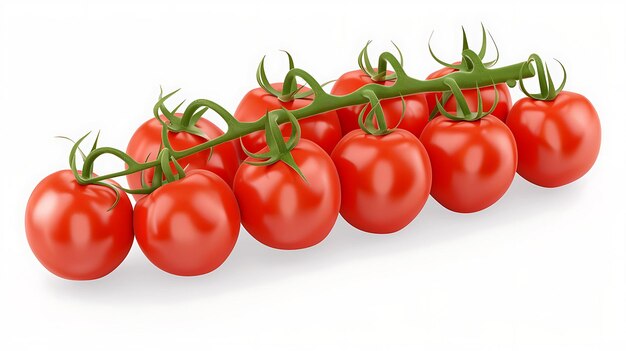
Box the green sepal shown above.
[435,78,499,121]
[256,51,309,102]
[153,87,209,139]
[357,89,397,136]
[358,40,404,82]
[68,132,122,211]
[55,135,87,161]
[429,24,500,71]
[519,54,567,101]
[242,108,307,182]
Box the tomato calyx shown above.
[427,25,504,121]
[153,88,209,139]
[358,40,404,82]
[69,131,188,204]
[68,131,123,210]
[518,54,567,101]
[357,89,406,136]
[142,148,187,188]
[434,77,499,122]
[241,108,307,181]
[256,51,334,103]
[429,24,500,73]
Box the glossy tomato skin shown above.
[234,83,342,156]
[233,139,341,250]
[425,65,512,122]
[25,170,134,280]
[331,129,432,233]
[126,113,240,202]
[420,115,518,213]
[331,70,430,137]
[134,170,240,276]
[506,91,601,187]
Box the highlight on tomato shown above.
[331,95,432,233]
[233,109,340,250]
[420,79,517,213]
[234,52,342,157]
[126,89,240,202]
[506,55,601,187]
[133,153,240,276]
[425,26,512,122]
[331,41,429,137]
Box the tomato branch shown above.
[79,49,535,186]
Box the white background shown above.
[1,0,625,350]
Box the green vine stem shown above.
[75,47,536,189]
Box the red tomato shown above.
[331,129,432,233]
[331,70,430,137]
[25,170,134,280]
[506,91,601,187]
[126,113,240,201]
[134,170,240,276]
[233,139,341,249]
[234,83,342,156]
[425,64,512,122]
[420,115,518,213]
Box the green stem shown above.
[80,55,535,185]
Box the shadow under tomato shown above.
[45,174,586,304]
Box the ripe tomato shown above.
[506,91,601,187]
[126,113,240,201]
[330,70,429,137]
[25,170,134,280]
[331,129,432,233]
[420,115,518,213]
[134,170,240,276]
[234,83,342,156]
[233,139,341,250]
[425,64,512,122]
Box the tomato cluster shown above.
[25,41,601,280]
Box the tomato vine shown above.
[72,39,537,196]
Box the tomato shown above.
[506,91,601,187]
[330,70,430,137]
[234,83,342,156]
[25,170,134,280]
[419,115,518,213]
[126,113,240,201]
[233,139,341,249]
[425,64,512,122]
[331,129,432,233]
[133,170,240,276]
